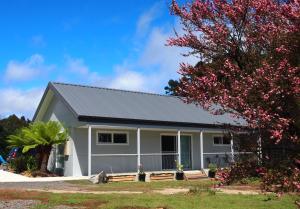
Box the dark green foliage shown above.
[0,115,30,156]
[164,79,180,96]
[9,155,38,173]
[9,156,27,173]
[7,121,68,172]
[26,155,38,172]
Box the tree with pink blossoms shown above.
[168,0,299,143]
[168,0,300,191]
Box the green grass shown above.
[65,179,216,192]
[1,180,298,209]
[31,192,299,209]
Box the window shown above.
[97,132,128,145]
[213,135,231,145]
[98,133,112,144]
[213,136,223,145]
[223,136,231,145]
[113,133,127,144]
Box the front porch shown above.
[71,125,238,176]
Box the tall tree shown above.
[167,0,300,144]
[165,79,180,95]
[0,115,30,155]
[7,121,68,172]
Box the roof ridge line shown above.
[51,81,180,98]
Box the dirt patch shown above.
[60,199,105,209]
[224,185,260,191]
[152,188,189,195]
[27,188,143,195]
[216,188,261,195]
[21,170,59,177]
[0,189,105,209]
[118,207,168,209]
[0,189,49,203]
[0,181,80,191]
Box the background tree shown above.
[7,121,68,173]
[165,79,180,95]
[0,115,30,156]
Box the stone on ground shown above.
[89,171,108,184]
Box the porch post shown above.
[137,128,141,172]
[230,133,234,162]
[177,130,181,164]
[88,125,92,176]
[200,131,204,169]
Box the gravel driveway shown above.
[0,200,40,209]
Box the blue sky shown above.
[0,0,196,119]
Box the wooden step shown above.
[150,173,174,181]
[108,175,136,182]
[185,172,207,180]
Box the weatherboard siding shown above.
[70,128,229,175]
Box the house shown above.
[33,82,245,176]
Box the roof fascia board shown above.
[48,82,79,120]
[32,85,50,121]
[32,82,79,122]
[77,115,242,129]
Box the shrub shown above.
[216,157,300,193]
[208,163,217,173]
[9,156,27,173]
[216,159,259,185]
[259,166,300,193]
[9,155,38,173]
[26,155,38,172]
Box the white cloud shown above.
[4,54,54,82]
[0,88,43,119]
[61,56,104,85]
[109,67,146,91]
[66,56,90,75]
[136,1,162,37]
[109,25,198,93]
[105,2,197,93]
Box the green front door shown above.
[180,135,192,170]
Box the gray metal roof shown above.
[44,82,244,127]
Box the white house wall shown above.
[41,95,76,176]
[70,128,228,176]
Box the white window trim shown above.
[212,135,231,146]
[96,130,129,145]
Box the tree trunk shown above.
[40,146,52,173]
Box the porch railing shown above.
[203,152,254,168]
[91,153,178,174]
[90,152,253,174]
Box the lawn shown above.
[65,179,217,192]
[0,180,298,209]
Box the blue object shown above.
[7,147,20,161]
[0,155,7,164]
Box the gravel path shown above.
[0,199,40,209]
[0,199,84,209]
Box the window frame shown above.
[96,131,129,145]
[212,135,231,146]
